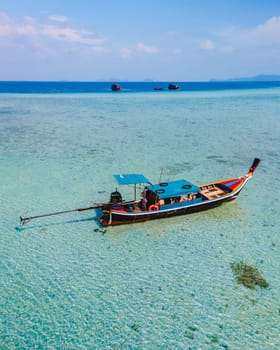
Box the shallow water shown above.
[1,87,280,349]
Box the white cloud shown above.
[201,39,215,50]
[48,15,69,23]
[41,25,104,46]
[246,16,280,45]
[0,12,35,36]
[136,42,158,53]
[23,16,36,22]
[0,11,106,53]
[220,16,280,48]
[120,47,132,59]
[119,42,158,59]
[200,16,280,57]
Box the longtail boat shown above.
[20,158,260,227]
[111,83,121,91]
[168,83,179,90]
[98,158,260,226]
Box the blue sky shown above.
[0,0,279,81]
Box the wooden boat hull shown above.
[100,200,221,226]
[99,175,250,226]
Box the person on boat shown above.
[141,195,148,210]
[180,195,188,202]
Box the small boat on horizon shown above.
[111,83,121,91]
[168,83,179,90]
[20,159,260,227]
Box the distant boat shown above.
[111,83,121,91]
[154,87,164,91]
[168,84,179,90]
[20,158,260,227]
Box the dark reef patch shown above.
[231,262,269,290]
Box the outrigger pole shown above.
[20,203,104,226]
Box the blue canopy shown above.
[114,174,151,185]
[147,180,200,199]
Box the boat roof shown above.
[114,174,151,185]
[147,180,200,199]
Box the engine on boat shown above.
[110,190,123,204]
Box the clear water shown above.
[1,86,280,349]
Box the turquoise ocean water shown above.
[1,83,280,349]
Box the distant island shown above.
[211,74,280,82]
